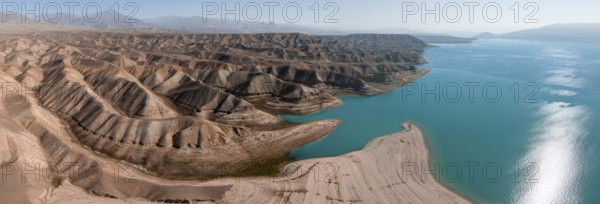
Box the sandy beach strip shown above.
[217,123,472,203]
[37,122,472,203]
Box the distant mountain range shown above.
[53,10,153,29]
[412,34,474,43]
[1,11,345,34]
[144,15,331,34]
[474,23,600,41]
[1,11,476,43]
[472,32,498,39]
[5,11,600,43]
[0,10,154,31]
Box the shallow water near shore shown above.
[282,39,600,203]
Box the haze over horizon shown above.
[3,0,600,36]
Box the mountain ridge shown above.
[474,23,600,41]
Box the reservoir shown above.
[282,39,600,203]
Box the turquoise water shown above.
[282,39,600,203]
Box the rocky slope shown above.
[0,31,431,203]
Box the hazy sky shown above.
[6,0,599,35]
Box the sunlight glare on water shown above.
[515,45,589,203]
[514,102,589,203]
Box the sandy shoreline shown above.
[410,123,475,204]
[222,122,471,203]
[40,123,469,203]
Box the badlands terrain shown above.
[0,30,462,203]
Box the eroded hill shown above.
[0,31,429,203]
